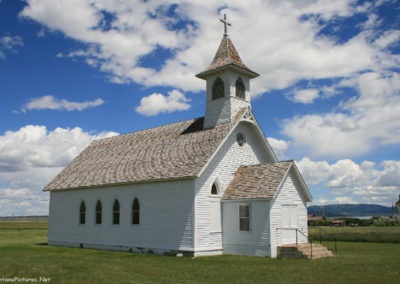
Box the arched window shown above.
[235,77,245,99]
[113,199,120,225]
[237,132,246,146]
[95,200,102,225]
[132,198,140,225]
[211,183,218,195]
[79,201,86,225]
[212,77,224,100]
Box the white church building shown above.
[44,17,312,258]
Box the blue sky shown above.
[0,0,399,216]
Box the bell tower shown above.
[196,14,259,129]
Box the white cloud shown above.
[18,1,399,95]
[0,125,117,172]
[288,89,320,104]
[283,71,400,158]
[374,30,400,49]
[360,13,381,30]
[267,137,290,160]
[334,196,356,204]
[20,95,105,112]
[0,187,49,216]
[135,89,190,116]
[0,125,118,215]
[378,160,400,187]
[297,157,400,206]
[0,35,23,59]
[0,35,24,49]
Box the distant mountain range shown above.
[307,204,394,218]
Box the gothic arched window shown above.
[212,77,225,100]
[113,199,120,225]
[95,200,102,225]
[79,201,86,225]
[235,77,245,99]
[132,198,140,225]
[211,183,218,195]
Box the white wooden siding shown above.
[222,200,271,256]
[270,170,308,257]
[194,121,273,254]
[203,71,251,129]
[48,179,195,253]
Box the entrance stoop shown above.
[277,243,334,259]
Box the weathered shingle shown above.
[44,110,246,191]
[222,161,293,200]
[196,35,259,79]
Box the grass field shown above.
[309,226,400,243]
[0,221,399,283]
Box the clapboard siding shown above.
[194,121,272,254]
[203,71,251,129]
[270,170,308,257]
[222,200,271,256]
[48,179,195,253]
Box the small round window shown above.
[237,133,246,146]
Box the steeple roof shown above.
[196,35,259,79]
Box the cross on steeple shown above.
[220,14,231,36]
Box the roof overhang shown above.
[196,63,259,80]
[43,175,196,192]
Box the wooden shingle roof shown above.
[196,35,259,79]
[222,161,300,200]
[44,109,246,191]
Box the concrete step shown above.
[278,243,334,259]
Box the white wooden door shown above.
[281,205,298,244]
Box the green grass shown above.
[0,221,399,283]
[309,226,400,243]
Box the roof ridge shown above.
[93,116,204,143]
[225,35,232,64]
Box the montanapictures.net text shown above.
[0,277,51,283]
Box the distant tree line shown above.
[309,216,399,227]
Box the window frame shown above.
[95,200,102,225]
[132,198,140,225]
[211,183,218,195]
[237,132,246,147]
[212,77,225,100]
[113,199,120,225]
[239,203,251,232]
[235,77,245,99]
[79,201,86,225]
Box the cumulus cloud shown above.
[135,89,190,116]
[0,35,24,59]
[0,125,118,215]
[287,89,320,104]
[0,187,49,216]
[0,125,117,172]
[283,71,400,158]
[267,137,290,160]
[297,157,400,206]
[18,0,399,95]
[20,95,105,112]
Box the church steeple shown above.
[196,14,259,129]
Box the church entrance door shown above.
[281,205,298,244]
